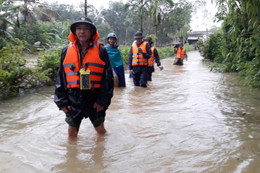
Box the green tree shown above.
[125,0,150,33]
[0,0,23,48]
[199,0,260,87]
[101,1,136,44]
[156,1,192,46]
[147,0,174,45]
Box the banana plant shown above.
[148,0,174,45]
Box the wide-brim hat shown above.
[70,16,97,35]
[144,36,153,43]
[134,31,143,39]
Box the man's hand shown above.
[94,102,104,112]
[61,106,71,113]
[159,66,164,71]
[130,69,134,75]
[138,48,143,54]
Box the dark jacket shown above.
[153,47,161,67]
[54,33,114,117]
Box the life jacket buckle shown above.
[70,65,75,71]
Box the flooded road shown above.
[1,51,260,173]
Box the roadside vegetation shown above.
[2,0,259,98]
[197,0,260,88]
[0,0,193,98]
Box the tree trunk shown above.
[23,0,28,24]
[125,27,128,45]
[16,13,20,28]
[85,0,87,16]
[140,14,143,33]
[155,25,158,47]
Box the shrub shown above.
[0,40,31,97]
[183,44,195,52]
[119,45,131,68]
[198,29,224,62]
[13,23,53,50]
[0,39,61,98]
[37,47,61,81]
[157,46,175,59]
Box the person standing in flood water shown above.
[128,31,152,88]
[54,16,114,139]
[173,43,187,65]
[143,36,163,81]
[105,33,126,87]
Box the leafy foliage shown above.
[118,45,131,68]
[157,46,175,59]
[37,48,61,81]
[0,40,26,97]
[101,2,136,45]
[197,29,224,62]
[154,1,192,46]
[0,39,53,98]
[198,0,260,87]
[13,23,53,50]
[0,0,194,97]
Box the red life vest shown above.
[132,41,148,66]
[176,48,185,60]
[148,46,155,67]
[63,38,105,89]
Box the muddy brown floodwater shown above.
[0,51,260,173]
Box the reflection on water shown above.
[0,51,260,173]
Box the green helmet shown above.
[144,36,153,43]
[70,16,97,35]
[134,31,143,39]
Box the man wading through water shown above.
[54,16,114,139]
[128,31,152,88]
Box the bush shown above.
[183,44,195,52]
[119,45,131,68]
[13,23,53,50]
[198,26,260,88]
[157,46,175,59]
[0,39,62,98]
[37,48,61,81]
[0,40,33,97]
[198,29,224,62]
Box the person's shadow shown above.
[53,135,106,172]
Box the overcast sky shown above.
[44,0,116,9]
[44,0,221,31]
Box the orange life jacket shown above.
[132,41,148,66]
[148,46,155,67]
[176,48,185,60]
[63,41,105,89]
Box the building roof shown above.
[188,37,199,40]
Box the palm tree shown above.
[125,0,149,33]
[148,0,174,45]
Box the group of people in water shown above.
[107,30,187,88]
[54,16,187,139]
[104,30,164,88]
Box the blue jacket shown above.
[104,45,123,68]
